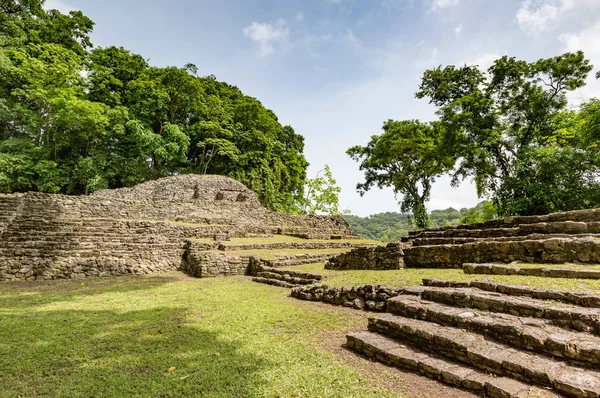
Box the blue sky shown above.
[46,0,600,216]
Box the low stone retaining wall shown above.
[404,237,600,268]
[325,243,404,270]
[290,284,424,311]
[181,241,251,278]
[463,263,600,280]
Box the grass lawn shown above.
[0,274,401,398]
[288,263,600,293]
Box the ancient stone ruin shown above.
[0,174,362,281]
[6,173,600,397]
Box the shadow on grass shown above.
[0,305,273,397]
[0,273,186,310]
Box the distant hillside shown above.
[345,202,495,241]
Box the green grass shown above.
[287,263,600,293]
[217,248,352,259]
[0,274,399,398]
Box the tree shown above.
[459,201,497,224]
[347,120,455,229]
[300,165,347,215]
[0,2,310,211]
[415,51,595,216]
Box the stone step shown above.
[256,265,323,280]
[411,233,600,246]
[420,286,600,334]
[387,294,600,368]
[369,314,600,397]
[255,272,318,285]
[346,331,560,398]
[251,277,295,288]
[464,263,600,280]
[423,278,600,308]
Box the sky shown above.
[46,0,600,216]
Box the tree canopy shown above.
[347,119,455,228]
[349,51,600,223]
[0,0,308,212]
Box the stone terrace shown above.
[401,209,600,268]
[0,175,368,281]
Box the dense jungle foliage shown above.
[0,0,308,211]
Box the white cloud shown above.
[243,19,289,57]
[296,11,304,21]
[454,24,463,36]
[516,0,561,35]
[430,0,461,12]
[43,0,76,13]
[560,20,600,102]
[516,0,600,35]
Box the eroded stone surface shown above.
[464,263,600,280]
[346,331,560,398]
[368,314,600,397]
[387,294,600,367]
[423,278,600,308]
[325,243,404,270]
[419,287,600,334]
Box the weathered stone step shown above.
[387,294,600,368]
[409,221,600,240]
[254,265,323,280]
[251,277,295,288]
[346,331,560,398]
[369,314,600,397]
[255,272,318,285]
[420,287,600,334]
[423,278,600,308]
[411,233,600,246]
[464,263,600,280]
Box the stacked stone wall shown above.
[404,236,600,268]
[325,243,404,270]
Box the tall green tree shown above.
[415,51,596,216]
[347,120,454,228]
[300,165,347,215]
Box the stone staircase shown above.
[251,264,323,288]
[401,210,600,268]
[346,280,600,397]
